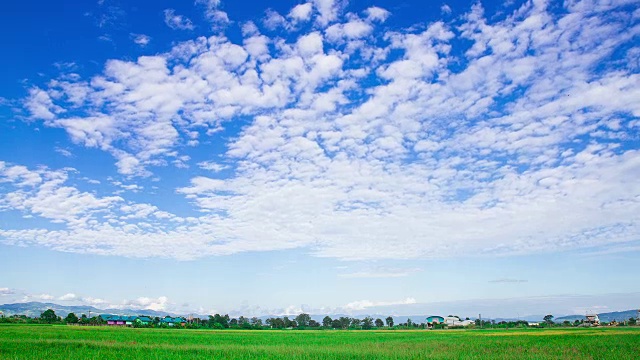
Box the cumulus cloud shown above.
[289,2,313,22]
[82,297,108,306]
[6,0,640,263]
[118,296,169,311]
[364,6,390,22]
[196,0,230,28]
[58,293,78,301]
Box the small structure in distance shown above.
[425,315,444,328]
[584,314,600,326]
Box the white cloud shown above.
[343,297,417,311]
[289,2,313,22]
[196,0,229,28]
[364,6,390,22]
[118,296,169,311]
[23,294,55,301]
[0,163,123,225]
[313,0,341,26]
[197,161,228,172]
[0,287,15,296]
[263,9,287,30]
[54,147,73,157]
[58,293,77,301]
[164,9,194,30]
[132,33,151,46]
[10,0,640,263]
[81,297,108,306]
[441,4,452,14]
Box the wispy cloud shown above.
[339,267,422,278]
[54,147,73,157]
[164,9,194,30]
[197,161,228,172]
[0,288,15,296]
[131,33,151,46]
[489,278,528,284]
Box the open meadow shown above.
[0,325,639,359]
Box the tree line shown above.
[2,309,637,329]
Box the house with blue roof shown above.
[426,315,445,328]
[99,314,155,326]
[161,316,186,327]
[135,316,153,326]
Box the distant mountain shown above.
[0,302,175,318]
[556,310,639,323]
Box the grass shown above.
[1,325,639,359]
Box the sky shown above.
[0,0,639,319]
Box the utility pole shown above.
[479,314,482,329]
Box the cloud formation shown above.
[4,0,640,262]
[164,9,195,30]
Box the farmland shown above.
[1,325,639,359]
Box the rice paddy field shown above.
[1,325,639,359]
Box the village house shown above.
[425,315,445,328]
[161,316,186,327]
[585,314,600,326]
[444,316,474,327]
[99,315,153,326]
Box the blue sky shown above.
[1,0,639,318]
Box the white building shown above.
[444,316,474,327]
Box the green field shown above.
[1,325,639,359]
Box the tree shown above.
[212,314,230,328]
[339,317,351,329]
[544,314,554,324]
[331,319,341,329]
[295,313,311,328]
[628,317,636,326]
[64,312,79,324]
[362,317,374,330]
[350,317,361,329]
[283,317,292,328]
[308,320,320,327]
[40,309,58,323]
[385,316,394,327]
[375,318,384,328]
[322,316,333,328]
[250,317,263,328]
[267,317,284,329]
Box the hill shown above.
[0,302,172,318]
[556,310,639,323]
